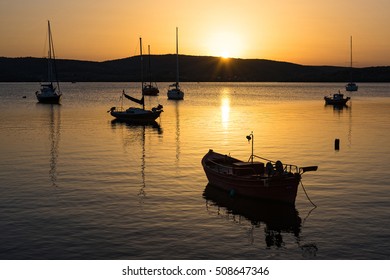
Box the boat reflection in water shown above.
[110,119,162,134]
[324,102,350,112]
[203,183,301,248]
[110,119,162,200]
[37,103,61,187]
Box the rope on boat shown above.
[300,180,317,208]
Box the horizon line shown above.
[2,55,389,68]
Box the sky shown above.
[1,0,390,67]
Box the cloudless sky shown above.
[1,0,390,66]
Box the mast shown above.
[47,21,52,84]
[175,27,179,88]
[139,37,145,109]
[350,36,353,69]
[147,45,151,86]
[349,36,353,83]
[47,20,60,92]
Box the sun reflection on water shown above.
[220,92,231,129]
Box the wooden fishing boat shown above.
[201,133,317,205]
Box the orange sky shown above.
[1,0,390,66]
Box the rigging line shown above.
[300,180,317,208]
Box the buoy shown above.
[335,138,340,150]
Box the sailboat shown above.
[108,38,163,123]
[36,20,62,104]
[142,45,159,96]
[345,36,358,92]
[167,27,184,100]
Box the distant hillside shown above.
[1,55,390,82]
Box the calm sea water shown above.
[0,82,389,260]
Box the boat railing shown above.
[249,155,300,174]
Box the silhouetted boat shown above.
[346,36,358,92]
[324,91,350,106]
[346,82,358,92]
[167,27,184,100]
[108,38,163,123]
[201,133,318,205]
[109,91,163,123]
[36,21,62,104]
[143,84,159,96]
[142,45,159,96]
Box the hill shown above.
[1,55,390,82]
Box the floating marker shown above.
[335,138,340,150]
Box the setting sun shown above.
[207,30,243,59]
[221,51,230,59]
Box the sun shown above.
[221,50,230,59]
[208,30,242,59]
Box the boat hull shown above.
[110,109,162,124]
[324,96,350,106]
[36,92,62,104]
[201,150,301,205]
[345,83,358,92]
[167,88,184,100]
[143,85,159,96]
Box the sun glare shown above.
[221,51,230,59]
[208,31,242,59]
[220,93,231,128]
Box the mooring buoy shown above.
[335,138,340,150]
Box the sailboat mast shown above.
[176,27,179,87]
[139,37,145,109]
[47,20,60,92]
[148,45,151,86]
[349,36,354,83]
[47,21,52,84]
[350,36,353,69]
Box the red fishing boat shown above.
[201,133,317,205]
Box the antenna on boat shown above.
[246,131,254,164]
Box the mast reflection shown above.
[110,120,162,200]
[42,104,61,188]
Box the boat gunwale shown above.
[203,150,300,176]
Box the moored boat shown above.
[345,36,358,92]
[201,133,317,205]
[143,84,159,96]
[36,21,62,104]
[324,91,350,106]
[167,27,184,100]
[345,82,358,92]
[142,45,159,96]
[167,82,184,100]
[108,92,163,123]
[108,38,163,123]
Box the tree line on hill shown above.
[1,55,390,82]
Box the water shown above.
[0,82,389,259]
